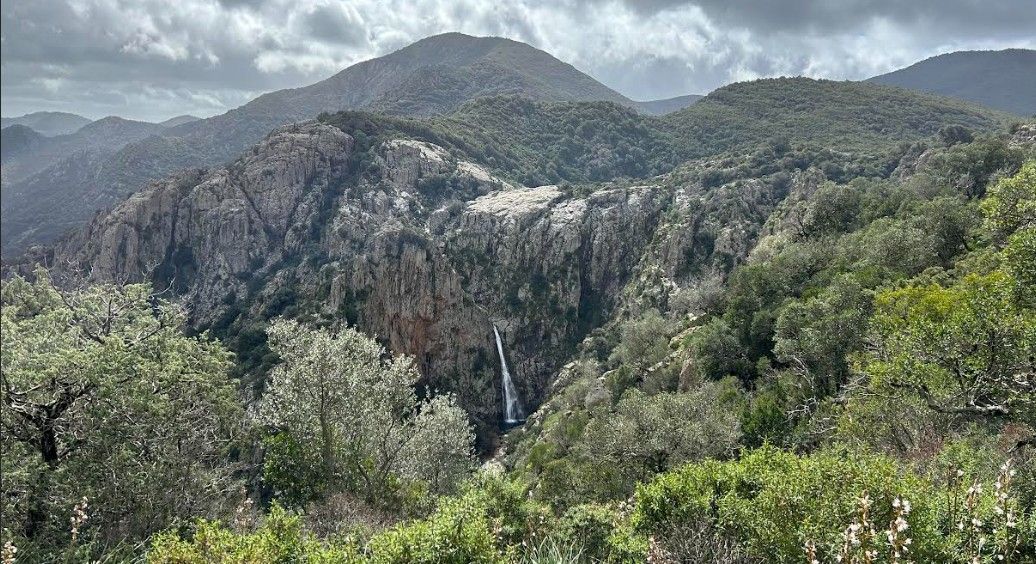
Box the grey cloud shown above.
[622,0,1036,37]
[304,5,367,45]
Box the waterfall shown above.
[493,325,525,424]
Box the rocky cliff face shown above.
[443,183,671,404]
[50,121,683,442]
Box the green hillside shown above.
[319,77,1015,190]
[663,77,1017,154]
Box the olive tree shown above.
[579,384,741,484]
[0,271,243,549]
[255,319,474,506]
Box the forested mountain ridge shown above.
[869,48,1036,116]
[664,77,1017,153]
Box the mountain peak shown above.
[160,114,202,128]
[290,32,631,119]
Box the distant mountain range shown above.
[1,116,167,187]
[1,112,202,137]
[0,34,1026,255]
[0,33,704,254]
[869,49,1036,116]
[0,111,92,136]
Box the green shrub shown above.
[557,503,620,561]
[148,504,359,563]
[366,494,502,564]
[632,446,948,562]
[261,432,327,508]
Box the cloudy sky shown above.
[2,0,1034,122]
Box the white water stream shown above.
[493,325,525,423]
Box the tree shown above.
[0,271,243,548]
[861,271,1035,434]
[608,309,674,373]
[684,318,753,384]
[774,276,869,400]
[858,162,1036,442]
[579,385,740,482]
[938,125,974,146]
[981,160,1035,242]
[255,320,474,506]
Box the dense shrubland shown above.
[2,117,1034,562]
[316,76,1013,191]
[496,131,1036,560]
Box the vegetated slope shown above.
[1,111,92,136]
[0,124,45,162]
[502,124,1036,555]
[662,77,1016,155]
[425,96,681,184]
[633,94,703,115]
[0,33,635,255]
[869,49,1036,116]
[347,78,1012,189]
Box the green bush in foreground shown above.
[148,504,360,563]
[144,445,1032,562]
[365,494,502,564]
[632,446,1033,563]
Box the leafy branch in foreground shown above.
[0,270,243,554]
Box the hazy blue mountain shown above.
[1,124,45,161]
[0,116,166,187]
[868,49,1036,116]
[634,94,703,115]
[1,111,92,136]
[159,115,202,127]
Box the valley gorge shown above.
[3,24,1035,562]
[28,105,956,446]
